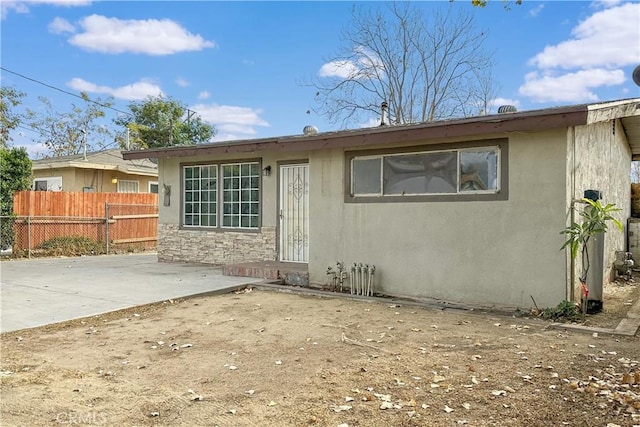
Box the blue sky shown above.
[1,0,639,157]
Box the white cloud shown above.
[175,78,189,88]
[530,3,640,70]
[198,91,211,100]
[2,0,90,20]
[319,60,359,79]
[191,103,269,138]
[520,2,638,105]
[590,0,623,9]
[529,4,544,17]
[518,69,625,103]
[318,46,384,79]
[48,17,75,34]
[67,77,163,101]
[67,14,215,55]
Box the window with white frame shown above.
[33,176,62,191]
[117,180,139,193]
[221,163,260,228]
[149,181,159,194]
[184,165,217,227]
[182,162,260,229]
[351,146,500,197]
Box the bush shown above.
[36,236,104,257]
[541,300,581,322]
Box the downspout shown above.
[569,126,576,302]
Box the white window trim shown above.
[183,164,218,228]
[33,176,63,192]
[220,162,260,230]
[148,181,159,194]
[117,179,140,193]
[182,162,260,230]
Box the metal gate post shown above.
[27,215,31,259]
[105,203,110,255]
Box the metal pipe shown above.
[105,202,110,255]
[326,266,336,290]
[350,264,356,294]
[367,265,376,296]
[27,215,31,259]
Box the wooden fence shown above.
[13,191,158,217]
[10,191,159,256]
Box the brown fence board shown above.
[13,191,158,217]
[10,192,159,255]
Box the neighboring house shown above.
[31,149,158,193]
[123,98,640,309]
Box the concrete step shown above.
[223,261,309,287]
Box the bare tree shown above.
[25,93,114,157]
[310,3,497,127]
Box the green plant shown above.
[0,147,32,250]
[541,300,581,322]
[37,236,104,257]
[560,198,623,316]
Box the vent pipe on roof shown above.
[380,101,388,126]
[303,125,318,135]
[81,129,87,161]
[497,105,517,114]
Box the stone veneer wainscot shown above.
[158,223,277,264]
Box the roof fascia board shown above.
[123,108,588,160]
[32,162,118,171]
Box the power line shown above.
[2,66,202,121]
[1,66,133,117]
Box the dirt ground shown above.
[1,281,639,427]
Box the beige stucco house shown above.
[32,149,158,193]
[123,98,640,309]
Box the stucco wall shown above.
[569,118,631,298]
[308,131,570,309]
[156,151,308,263]
[32,168,157,193]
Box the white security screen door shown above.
[279,164,309,262]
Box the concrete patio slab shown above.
[0,253,262,333]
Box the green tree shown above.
[0,86,26,148]
[0,146,32,250]
[471,0,522,8]
[114,95,215,149]
[25,93,114,157]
